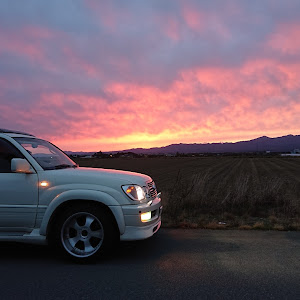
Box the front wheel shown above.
[51,205,118,261]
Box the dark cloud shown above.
[0,0,95,33]
[1,0,299,87]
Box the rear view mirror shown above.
[11,158,35,174]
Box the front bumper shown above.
[120,196,162,241]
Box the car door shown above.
[0,138,38,231]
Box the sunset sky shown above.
[0,0,300,151]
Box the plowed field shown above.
[74,156,300,229]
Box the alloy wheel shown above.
[61,212,104,258]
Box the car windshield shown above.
[14,137,77,170]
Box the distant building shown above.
[281,149,300,157]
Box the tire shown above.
[50,204,118,261]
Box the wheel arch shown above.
[39,190,125,237]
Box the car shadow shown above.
[0,229,243,265]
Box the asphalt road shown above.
[0,229,299,300]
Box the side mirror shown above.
[11,158,35,174]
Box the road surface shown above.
[0,229,299,299]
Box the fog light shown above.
[141,211,151,222]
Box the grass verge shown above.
[161,170,300,230]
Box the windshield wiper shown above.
[54,164,78,169]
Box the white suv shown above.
[0,129,162,260]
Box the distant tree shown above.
[93,151,103,158]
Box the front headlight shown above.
[122,185,146,201]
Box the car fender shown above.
[39,189,125,236]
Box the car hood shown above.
[40,167,152,187]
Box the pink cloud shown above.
[62,46,99,77]
[268,22,300,55]
[86,0,130,32]
[182,3,204,33]
[160,15,181,41]
[3,54,296,151]
[0,26,55,61]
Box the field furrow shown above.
[74,156,300,229]
[266,159,300,183]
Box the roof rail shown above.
[0,128,35,137]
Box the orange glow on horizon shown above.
[51,128,299,152]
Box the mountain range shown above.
[66,134,300,155]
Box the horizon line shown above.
[65,133,299,153]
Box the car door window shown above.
[0,138,24,173]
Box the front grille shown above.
[147,180,157,199]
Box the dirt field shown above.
[74,156,300,230]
